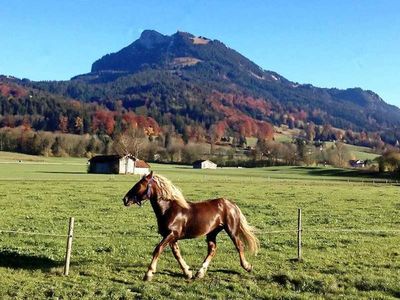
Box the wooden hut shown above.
[88,154,150,175]
[192,159,217,169]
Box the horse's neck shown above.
[150,196,171,217]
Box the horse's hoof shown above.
[143,274,153,281]
[246,264,253,272]
[195,270,205,279]
[185,271,193,279]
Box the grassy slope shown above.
[0,152,399,299]
[273,127,380,161]
[324,142,380,161]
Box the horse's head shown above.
[122,171,154,207]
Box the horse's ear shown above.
[146,171,153,180]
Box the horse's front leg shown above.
[144,233,175,281]
[170,241,192,279]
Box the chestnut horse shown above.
[122,171,259,281]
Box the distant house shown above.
[349,160,365,168]
[193,160,217,169]
[88,154,150,175]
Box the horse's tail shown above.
[236,205,260,255]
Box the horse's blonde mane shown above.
[152,174,189,209]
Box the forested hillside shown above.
[1,30,400,160]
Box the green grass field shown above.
[0,151,399,299]
[324,142,380,161]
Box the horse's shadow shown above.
[209,269,241,275]
[0,250,62,271]
[157,270,183,278]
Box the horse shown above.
[122,171,259,281]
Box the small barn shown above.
[193,159,217,169]
[88,154,150,175]
[349,159,365,168]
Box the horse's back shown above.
[189,197,228,210]
[182,198,237,238]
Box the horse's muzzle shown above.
[123,196,134,207]
[123,195,144,207]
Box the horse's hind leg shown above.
[225,223,252,272]
[170,241,192,279]
[196,228,222,279]
[228,234,252,272]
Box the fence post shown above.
[63,217,75,276]
[297,208,302,261]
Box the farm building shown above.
[88,154,150,175]
[349,159,365,168]
[193,160,217,169]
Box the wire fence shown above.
[3,228,399,239]
[1,209,399,275]
[0,229,67,237]
[0,229,158,239]
[2,226,400,239]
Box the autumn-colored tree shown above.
[294,110,308,121]
[183,125,206,143]
[92,109,115,135]
[59,115,68,133]
[1,115,15,127]
[74,116,83,134]
[209,121,226,144]
[257,121,274,140]
[122,111,137,130]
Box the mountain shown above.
[69,30,400,132]
[2,30,400,145]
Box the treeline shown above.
[2,125,400,177]
[0,126,211,163]
[0,127,111,157]
[0,91,160,137]
[300,122,387,150]
[5,70,400,148]
[2,70,400,162]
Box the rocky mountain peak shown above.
[138,30,170,48]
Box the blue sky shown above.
[1,1,399,107]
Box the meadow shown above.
[0,152,399,299]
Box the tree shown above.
[280,143,297,165]
[328,142,352,167]
[92,109,115,135]
[305,122,316,142]
[74,116,84,134]
[166,137,184,162]
[113,128,147,158]
[321,124,334,141]
[51,136,63,156]
[208,123,226,154]
[182,143,203,163]
[378,150,400,173]
[257,121,274,140]
[59,115,68,133]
